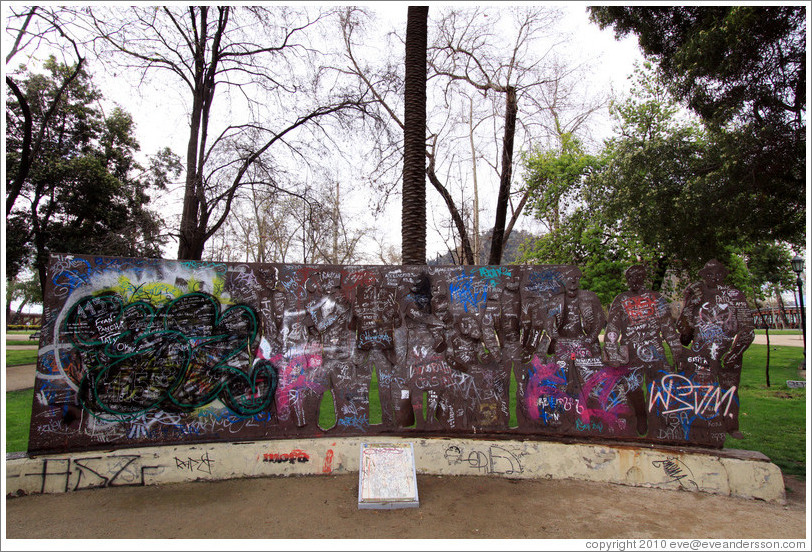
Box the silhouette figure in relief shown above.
[603,264,684,435]
[676,259,754,439]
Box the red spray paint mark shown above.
[322,449,334,473]
[263,449,310,464]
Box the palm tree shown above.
[401,6,428,265]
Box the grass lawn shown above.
[755,329,802,335]
[6,339,37,347]
[6,388,33,453]
[5,349,39,366]
[729,344,807,478]
[7,345,806,481]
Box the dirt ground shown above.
[4,471,807,542]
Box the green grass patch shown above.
[510,368,518,428]
[726,344,806,478]
[5,389,34,453]
[5,349,39,366]
[319,391,336,430]
[755,329,802,335]
[6,339,37,347]
[368,365,382,425]
[318,366,384,429]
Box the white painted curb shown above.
[6,437,785,503]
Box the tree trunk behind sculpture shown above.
[487,85,517,266]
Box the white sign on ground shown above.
[358,442,419,509]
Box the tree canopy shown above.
[520,61,803,302]
[589,6,805,249]
[589,6,805,130]
[5,57,179,292]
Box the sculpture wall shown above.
[28,254,754,454]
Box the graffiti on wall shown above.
[29,255,753,454]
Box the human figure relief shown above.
[545,267,606,370]
[603,264,684,435]
[274,270,324,429]
[542,267,607,425]
[478,284,511,429]
[493,276,527,427]
[399,273,448,430]
[349,277,401,428]
[305,272,363,432]
[676,259,754,440]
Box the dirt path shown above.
[4,472,807,540]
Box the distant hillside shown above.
[429,228,535,265]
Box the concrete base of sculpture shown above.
[5,437,785,503]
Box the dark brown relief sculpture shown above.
[674,259,755,445]
[604,265,686,437]
[29,254,753,454]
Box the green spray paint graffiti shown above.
[62,292,277,421]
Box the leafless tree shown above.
[206,158,371,266]
[86,6,369,260]
[340,6,607,266]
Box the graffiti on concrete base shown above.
[652,457,698,490]
[444,445,524,475]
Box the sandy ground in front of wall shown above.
[4,471,808,541]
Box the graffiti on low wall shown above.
[29,254,753,454]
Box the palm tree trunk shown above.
[401,6,429,265]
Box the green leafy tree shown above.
[5,5,87,216]
[591,65,718,278]
[520,62,798,301]
[589,6,804,130]
[589,6,805,249]
[523,131,598,234]
[739,242,797,329]
[519,215,643,306]
[583,63,789,287]
[5,57,179,293]
[5,272,42,324]
[518,130,638,305]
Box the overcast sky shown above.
[4,1,647,305]
[84,2,646,262]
